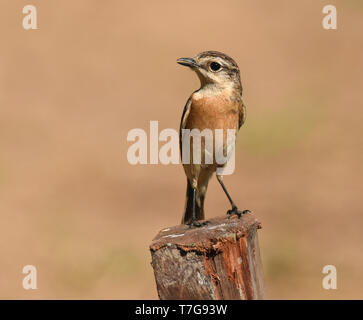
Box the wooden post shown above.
[150,214,265,300]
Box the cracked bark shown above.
[150,214,265,300]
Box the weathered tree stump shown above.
[150,214,265,300]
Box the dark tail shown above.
[181,179,205,224]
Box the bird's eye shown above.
[209,62,221,72]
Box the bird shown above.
[177,51,250,227]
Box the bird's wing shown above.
[238,99,247,129]
[179,96,192,157]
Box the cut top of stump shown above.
[150,214,261,255]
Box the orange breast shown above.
[185,94,239,132]
[182,93,240,168]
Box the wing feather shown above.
[238,99,247,129]
[179,97,192,157]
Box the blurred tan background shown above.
[0,0,362,299]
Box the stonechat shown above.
[177,51,250,227]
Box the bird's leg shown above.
[188,188,208,228]
[217,175,251,218]
[188,188,202,227]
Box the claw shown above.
[227,207,251,218]
[188,220,209,228]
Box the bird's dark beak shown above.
[177,57,201,68]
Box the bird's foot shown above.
[227,206,251,218]
[188,219,209,228]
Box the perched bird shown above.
[177,51,250,227]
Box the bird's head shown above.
[177,51,242,93]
